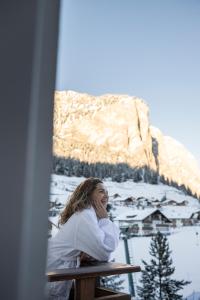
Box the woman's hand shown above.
[93,201,108,219]
[90,182,109,219]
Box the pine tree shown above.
[137,232,190,300]
[137,261,156,300]
[100,273,124,292]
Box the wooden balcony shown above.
[47,261,141,300]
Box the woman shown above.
[46,177,119,299]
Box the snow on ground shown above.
[113,226,200,298]
[186,291,200,300]
[49,174,200,299]
[50,174,200,207]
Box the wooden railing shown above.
[47,261,141,300]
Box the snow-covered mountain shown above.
[53,91,200,198]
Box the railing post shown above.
[75,277,96,300]
[123,237,135,297]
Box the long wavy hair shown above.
[59,177,103,226]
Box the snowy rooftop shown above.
[115,208,158,221]
[160,206,200,219]
[114,205,200,221]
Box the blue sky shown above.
[56,0,200,162]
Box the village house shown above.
[123,197,136,207]
[136,197,152,209]
[113,196,154,208]
[160,207,200,227]
[161,199,188,207]
[112,193,121,199]
[113,196,137,207]
[115,208,171,237]
[162,200,178,206]
[151,199,162,208]
[176,200,189,206]
[191,210,200,223]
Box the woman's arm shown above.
[74,210,119,262]
[93,200,119,252]
[98,217,119,250]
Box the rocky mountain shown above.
[53,90,200,198]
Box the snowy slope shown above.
[50,174,200,208]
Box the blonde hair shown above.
[59,177,102,226]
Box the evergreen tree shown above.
[137,232,190,300]
[100,273,124,292]
[137,261,156,300]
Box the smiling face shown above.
[90,183,109,208]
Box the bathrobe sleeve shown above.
[75,211,119,261]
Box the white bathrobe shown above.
[46,206,119,299]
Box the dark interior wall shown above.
[0,1,60,299]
